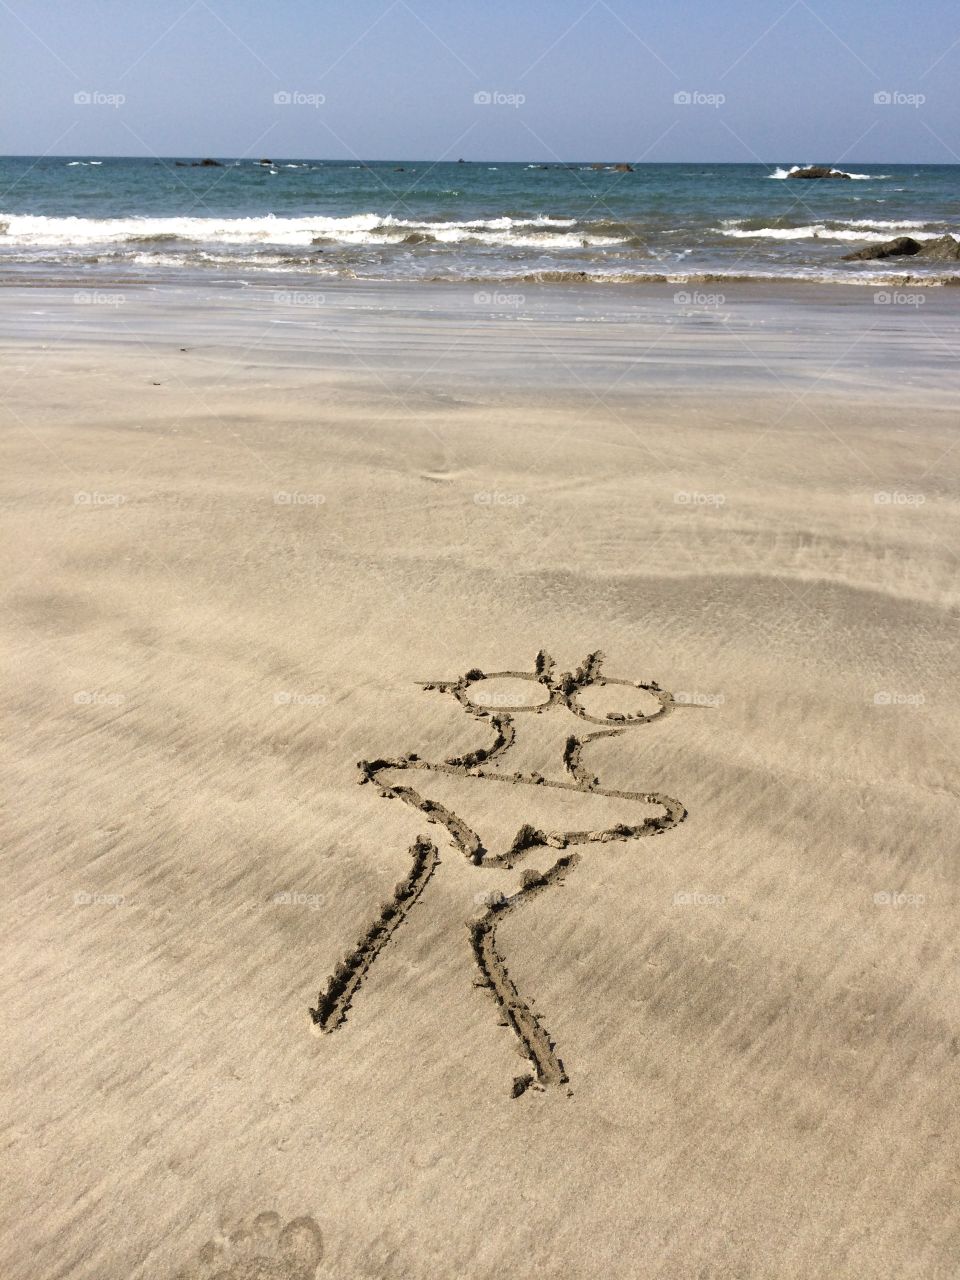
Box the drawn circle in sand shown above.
[462,672,553,712]
[567,679,672,725]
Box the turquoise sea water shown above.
[1,157,958,284]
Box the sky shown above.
[1,0,957,163]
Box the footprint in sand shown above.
[312,649,691,1095]
[174,1212,323,1280]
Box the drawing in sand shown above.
[310,650,688,1095]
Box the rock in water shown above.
[843,236,923,261]
[842,235,960,262]
[787,165,852,179]
[917,235,960,262]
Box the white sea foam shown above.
[0,211,609,251]
[721,224,945,242]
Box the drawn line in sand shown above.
[315,650,690,1094]
[470,854,579,1096]
[310,835,439,1032]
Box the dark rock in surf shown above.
[787,165,852,179]
[916,234,960,261]
[843,236,922,261]
[842,235,960,262]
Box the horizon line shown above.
[0,153,953,165]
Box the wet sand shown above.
[3,282,959,1279]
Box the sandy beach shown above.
[3,280,959,1279]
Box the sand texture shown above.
[3,282,959,1279]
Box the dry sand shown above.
[3,281,959,1279]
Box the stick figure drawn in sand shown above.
[310,650,687,1096]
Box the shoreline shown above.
[2,278,958,402]
[1,267,958,290]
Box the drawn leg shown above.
[310,835,439,1031]
[469,853,579,1095]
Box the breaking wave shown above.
[768,165,888,180]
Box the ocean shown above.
[1,157,958,286]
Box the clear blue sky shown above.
[1,0,957,162]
